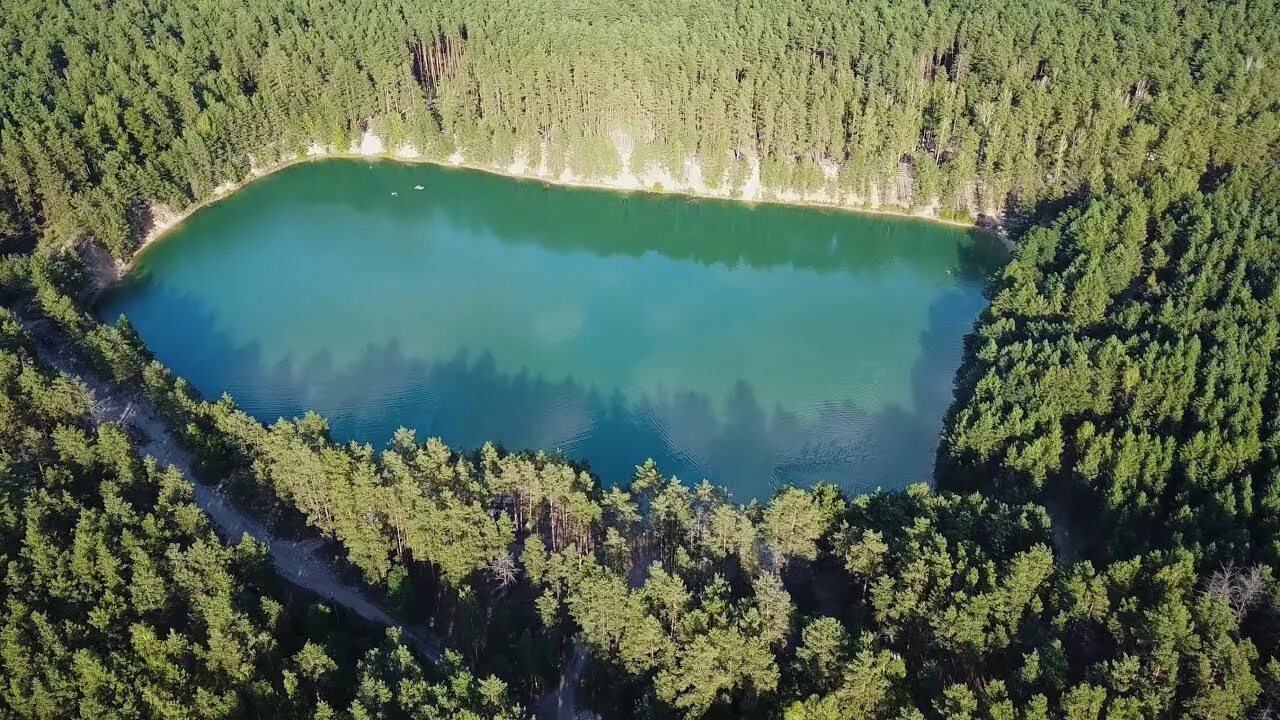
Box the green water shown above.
[99,159,1006,499]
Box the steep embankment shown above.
[132,130,991,265]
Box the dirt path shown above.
[531,543,661,719]
[11,307,444,662]
[12,305,600,716]
[536,642,589,720]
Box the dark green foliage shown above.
[0,308,522,718]
[2,0,1279,256]
[3,0,1280,715]
[943,169,1280,567]
[9,167,1280,714]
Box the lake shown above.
[99,159,1006,500]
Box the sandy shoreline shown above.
[130,132,1008,268]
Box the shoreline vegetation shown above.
[10,163,1280,717]
[128,130,1007,273]
[5,0,1280,715]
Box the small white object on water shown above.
[414,185,424,190]
[391,192,398,196]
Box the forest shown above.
[3,0,1280,717]
[0,304,523,718]
[4,169,1280,717]
[2,0,1279,256]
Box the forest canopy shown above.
[2,0,1280,717]
[4,163,1280,717]
[0,0,1278,255]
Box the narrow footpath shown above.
[11,307,443,662]
[536,643,588,720]
[11,305,589,717]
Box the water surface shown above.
[100,160,1005,499]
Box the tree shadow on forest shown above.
[111,263,996,504]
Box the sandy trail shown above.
[535,642,589,720]
[10,306,444,662]
[9,304,601,716]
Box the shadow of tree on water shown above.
[105,265,993,500]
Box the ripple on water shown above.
[99,159,1006,499]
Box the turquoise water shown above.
[100,159,1005,499]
